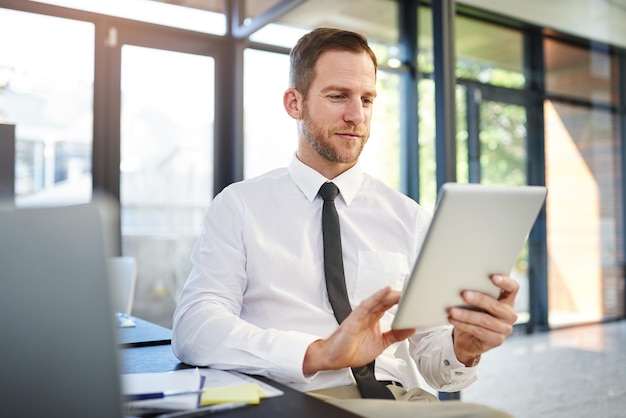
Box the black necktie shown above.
[318,182,395,400]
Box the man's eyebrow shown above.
[320,85,377,97]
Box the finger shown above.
[345,288,402,335]
[449,308,513,347]
[382,328,416,346]
[491,275,519,302]
[449,316,510,348]
[354,286,401,316]
[449,305,514,331]
[460,291,518,324]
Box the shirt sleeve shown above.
[171,188,320,384]
[409,325,480,392]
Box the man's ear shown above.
[283,87,303,120]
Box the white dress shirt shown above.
[172,155,479,393]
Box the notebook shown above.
[392,182,547,329]
[0,199,124,417]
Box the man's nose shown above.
[343,98,366,125]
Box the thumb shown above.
[382,328,416,346]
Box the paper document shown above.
[121,368,283,414]
[122,369,203,412]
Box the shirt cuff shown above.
[439,341,480,390]
[267,331,322,384]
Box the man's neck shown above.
[295,151,356,180]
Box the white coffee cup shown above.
[107,256,137,315]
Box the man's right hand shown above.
[303,286,416,374]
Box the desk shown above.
[121,323,360,418]
[117,316,172,348]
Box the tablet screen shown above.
[391,183,547,330]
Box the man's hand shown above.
[448,274,519,366]
[303,287,416,374]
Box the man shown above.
[172,28,518,417]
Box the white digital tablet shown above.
[391,182,547,330]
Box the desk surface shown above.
[117,316,172,348]
[120,319,360,417]
[120,344,360,418]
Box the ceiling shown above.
[459,0,626,49]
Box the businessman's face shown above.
[297,49,377,175]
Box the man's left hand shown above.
[448,274,519,366]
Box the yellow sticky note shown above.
[200,383,262,406]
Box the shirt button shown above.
[454,371,464,376]
[443,359,450,366]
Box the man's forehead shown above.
[312,50,377,86]
[316,48,374,65]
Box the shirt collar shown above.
[288,154,363,206]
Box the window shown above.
[545,38,618,105]
[0,8,94,207]
[545,101,624,325]
[27,0,227,35]
[243,49,293,178]
[455,15,525,88]
[418,7,525,89]
[120,45,215,326]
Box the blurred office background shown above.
[1,0,624,338]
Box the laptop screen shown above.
[0,201,124,417]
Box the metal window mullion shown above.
[433,0,457,193]
[398,0,420,201]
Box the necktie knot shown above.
[318,182,339,202]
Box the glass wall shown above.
[544,37,624,326]
[478,101,527,186]
[418,10,533,322]
[544,102,623,325]
[120,46,215,327]
[417,7,525,88]
[417,78,437,210]
[479,99,530,318]
[417,7,526,197]
[243,49,293,178]
[545,37,618,105]
[2,1,625,329]
[417,80,468,213]
[455,14,526,89]
[27,0,227,35]
[0,8,94,207]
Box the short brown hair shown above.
[289,27,377,97]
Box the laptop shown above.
[392,182,547,330]
[0,199,124,417]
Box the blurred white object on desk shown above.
[108,256,137,327]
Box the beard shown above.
[301,105,368,164]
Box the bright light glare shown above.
[250,23,310,49]
[121,45,215,127]
[387,58,402,68]
[28,0,226,35]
